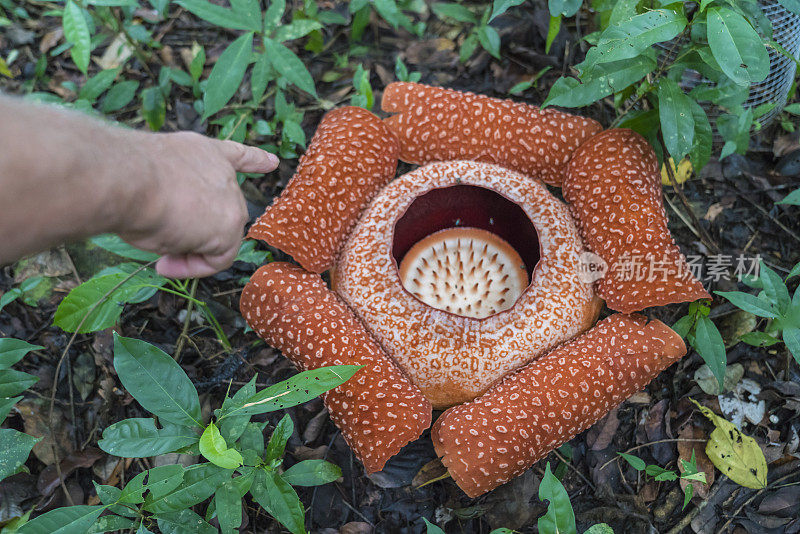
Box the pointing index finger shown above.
[218,140,279,173]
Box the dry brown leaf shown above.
[411,458,449,489]
[39,28,63,54]
[586,408,619,451]
[15,398,73,465]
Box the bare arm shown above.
[0,94,278,278]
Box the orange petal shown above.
[247,107,399,273]
[564,129,710,313]
[431,313,686,497]
[240,262,432,473]
[381,82,602,186]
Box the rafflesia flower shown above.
[240,83,709,497]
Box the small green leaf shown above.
[141,86,166,131]
[0,429,40,482]
[144,464,186,500]
[491,0,526,21]
[63,1,91,74]
[693,316,727,392]
[176,0,261,30]
[432,3,477,23]
[477,25,501,58]
[264,414,293,464]
[113,334,202,428]
[784,327,800,366]
[688,100,712,172]
[0,339,43,370]
[548,0,581,17]
[0,370,38,398]
[17,506,105,534]
[98,418,198,457]
[423,518,446,534]
[263,0,285,32]
[274,19,323,42]
[263,38,317,97]
[200,422,243,469]
[215,481,242,533]
[778,189,800,206]
[156,509,217,534]
[79,68,120,102]
[250,469,306,534]
[144,463,230,514]
[546,15,561,54]
[282,459,342,486]
[716,291,779,318]
[101,80,140,113]
[740,331,781,347]
[202,32,254,119]
[758,260,791,313]
[584,525,615,534]
[617,452,646,471]
[658,77,695,161]
[89,233,159,262]
[707,7,770,85]
[538,462,577,534]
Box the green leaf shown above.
[373,0,413,30]
[202,32,253,119]
[779,0,800,15]
[784,327,800,366]
[693,316,727,392]
[274,20,323,42]
[89,233,159,262]
[0,428,39,482]
[88,514,137,533]
[141,86,166,131]
[0,370,38,397]
[0,339,43,370]
[63,1,91,74]
[144,464,186,500]
[538,463,577,534]
[17,507,105,534]
[282,460,342,486]
[658,77,695,161]
[219,365,363,418]
[263,0,285,32]
[758,260,791,313]
[778,189,800,206]
[0,396,22,424]
[98,418,198,457]
[580,9,687,69]
[548,0,581,17]
[264,414,293,464]
[199,422,243,469]
[263,38,317,97]
[688,100,712,172]
[477,25,501,58]
[79,68,120,102]
[707,7,770,85]
[144,463,231,514]
[54,267,165,333]
[645,465,678,481]
[101,80,140,113]
[432,3,478,23]
[176,0,261,30]
[215,481,242,533]
[716,291,779,318]
[491,0,526,21]
[156,509,217,534]
[617,452,646,471]
[546,15,561,54]
[740,331,780,347]
[250,469,306,534]
[424,518,446,534]
[543,54,656,108]
[113,334,202,428]
[231,0,261,23]
[584,525,615,534]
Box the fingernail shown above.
[267,152,279,167]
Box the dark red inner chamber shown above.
[392,185,540,280]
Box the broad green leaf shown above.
[98,418,198,457]
[0,339,43,370]
[784,327,800,366]
[0,370,38,397]
[477,25,501,58]
[617,452,646,471]
[215,481,242,533]
[17,506,105,534]
[707,7,769,85]
[176,0,261,30]
[580,9,687,69]
[219,365,363,418]
[231,0,261,22]
[263,0,285,32]
[199,422,243,469]
[202,32,253,119]
[758,261,791,313]
[688,100,712,172]
[144,464,186,500]
[113,334,202,428]
[658,77,695,161]
[690,399,767,489]
[141,86,165,131]
[716,291,779,318]
[250,469,305,534]
[584,524,615,534]
[491,0,526,21]
[89,233,159,262]
[538,463,577,534]
[717,109,753,158]
[88,514,136,533]
[264,414,293,464]
[740,331,781,347]
[63,1,91,74]
[144,463,230,513]
[0,429,39,482]
[548,0,581,17]
[156,509,216,534]
[263,38,316,97]
[93,263,165,304]
[424,519,445,534]
[237,422,265,457]
[101,80,140,113]
[282,459,342,486]
[86,0,138,5]
[694,316,727,392]
[432,3,478,23]
[0,396,22,424]
[778,189,800,206]
[543,54,655,108]
[79,68,120,102]
[546,15,561,54]
[274,20,323,42]
[373,0,413,29]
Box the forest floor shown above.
[1,1,800,533]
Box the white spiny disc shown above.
[398,227,529,319]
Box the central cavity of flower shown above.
[392,185,540,319]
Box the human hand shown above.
[117,131,278,278]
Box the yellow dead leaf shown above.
[661,157,693,185]
[0,57,12,78]
[690,398,768,489]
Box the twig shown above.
[174,278,199,361]
[738,193,800,246]
[716,469,800,534]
